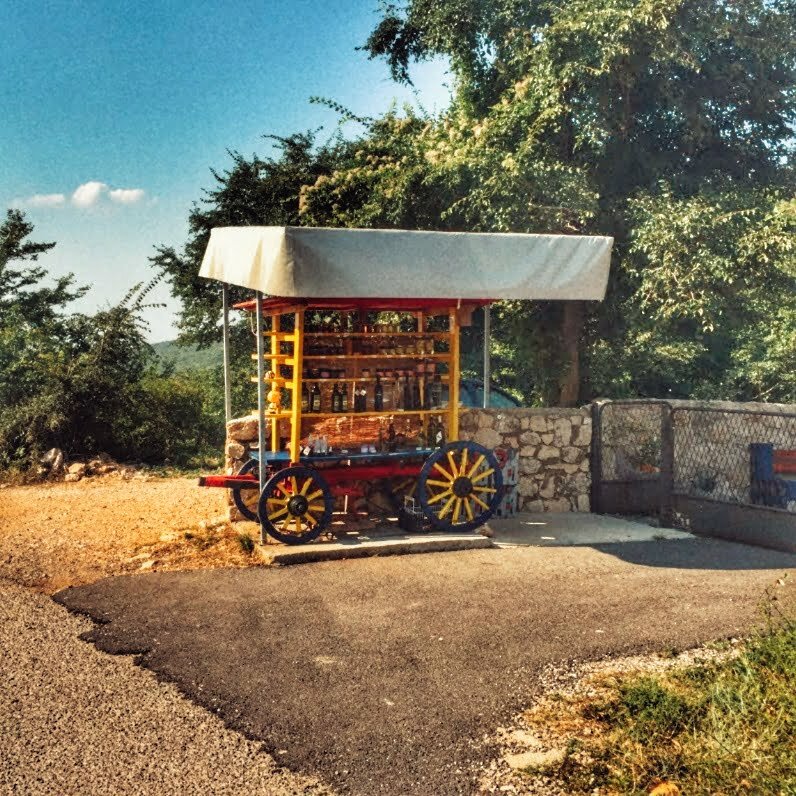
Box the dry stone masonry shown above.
[459,408,592,513]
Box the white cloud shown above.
[72,181,108,207]
[11,181,149,210]
[108,187,145,204]
[12,193,66,208]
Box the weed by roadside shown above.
[506,579,796,795]
[237,531,255,554]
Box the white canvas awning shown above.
[199,226,613,301]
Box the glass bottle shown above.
[301,383,310,413]
[331,383,341,413]
[374,375,384,411]
[411,376,421,410]
[430,374,442,409]
[310,382,322,413]
[402,376,412,412]
[340,384,349,413]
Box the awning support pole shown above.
[221,284,232,423]
[255,292,267,544]
[483,305,491,409]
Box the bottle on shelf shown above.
[391,374,402,410]
[310,382,322,413]
[301,383,310,413]
[374,374,384,411]
[402,376,412,412]
[331,383,342,413]
[430,374,442,409]
[340,383,349,413]
[411,376,421,410]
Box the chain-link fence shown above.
[672,407,796,513]
[596,401,666,481]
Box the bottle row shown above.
[301,374,445,414]
[302,418,447,457]
[304,337,440,357]
[301,364,440,380]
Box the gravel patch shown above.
[0,579,333,795]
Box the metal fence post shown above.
[255,292,267,545]
[590,401,603,514]
[221,284,232,424]
[660,404,674,526]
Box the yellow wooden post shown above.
[448,308,460,441]
[289,309,305,463]
[270,313,280,452]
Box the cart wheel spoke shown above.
[471,467,495,484]
[446,451,458,480]
[471,494,489,511]
[305,489,324,502]
[438,494,457,519]
[459,447,468,476]
[463,498,474,521]
[427,488,452,506]
[303,512,317,527]
[432,461,455,481]
[426,478,452,488]
[473,485,497,494]
[452,498,462,523]
[300,477,314,495]
[275,482,292,499]
[267,506,288,522]
[467,454,485,479]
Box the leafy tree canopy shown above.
[156,0,796,404]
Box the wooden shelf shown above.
[302,409,447,419]
[297,376,448,383]
[251,409,448,420]
[301,353,450,360]
[250,354,296,363]
[304,332,450,338]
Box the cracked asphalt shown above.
[53,537,796,795]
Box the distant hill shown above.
[151,340,223,371]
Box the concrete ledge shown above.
[270,532,494,565]
[673,495,796,553]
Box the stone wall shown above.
[459,408,592,512]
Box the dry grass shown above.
[509,582,796,795]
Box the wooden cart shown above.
[196,226,613,544]
[200,296,504,543]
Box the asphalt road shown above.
[55,538,796,796]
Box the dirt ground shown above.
[0,476,269,594]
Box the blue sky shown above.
[2,0,450,340]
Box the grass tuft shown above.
[542,590,796,794]
[237,531,255,554]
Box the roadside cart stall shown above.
[198,227,612,544]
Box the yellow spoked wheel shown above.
[256,466,332,545]
[231,459,260,522]
[418,441,503,532]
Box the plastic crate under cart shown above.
[493,446,519,518]
[399,495,428,533]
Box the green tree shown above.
[154,0,796,405]
[0,213,224,471]
[0,208,87,325]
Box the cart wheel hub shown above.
[452,476,473,498]
[287,495,309,516]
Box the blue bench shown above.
[750,443,796,508]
